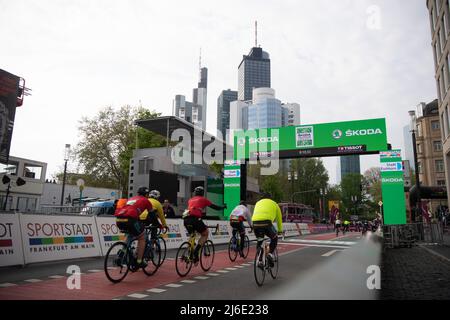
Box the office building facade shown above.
[217,89,238,138]
[238,47,271,101]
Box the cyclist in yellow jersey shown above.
[139,190,169,239]
[252,192,283,267]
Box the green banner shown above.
[380,150,406,225]
[223,160,241,218]
[234,118,387,160]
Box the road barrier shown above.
[382,222,444,249]
[0,212,332,266]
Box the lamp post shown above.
[320,188,328,222]
[60,144,71,207]
[408,110,421,222]
[287,171,298,203]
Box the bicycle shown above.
[146,224,168,266]
[175,224,219,277]
[253,237,279,287]
[104,225,161,283]
[228,226,251,261]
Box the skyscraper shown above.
[217,89,238,138]
[238,47,271,101]
[173,66,208,131]
[340,155,361,180]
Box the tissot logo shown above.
[332,129,342,139]
[346,128,383,137]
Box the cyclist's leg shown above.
[148,211,159,239]
[194,218,208,259]
[265,223,278,254]
[238,222,246,252]
[129,219,146,263]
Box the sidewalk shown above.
[381,241,450,300]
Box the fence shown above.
[383,222,444,249]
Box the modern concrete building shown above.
[427,0,450,204]
[173,67,208,131]
[217,89,238,138]
[238,47,271,101]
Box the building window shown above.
[438,179,446,186]
[417,143,422,153]
[0,162,18,175]
[17,197,37,212]
[138,159,154,175]
[23,164,43,180]
[434,140,443,151]
[431,120,441,130]
[446,106,450,137]
[417,123,423,136]
[440,28,446,54]
[436,159,445,172]
[418,162,423,174]
[0,195,13,210]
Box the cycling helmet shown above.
[239,200,247,206]
[261,192,272,199]
[137,186,150,196]
[149,190,160,199]
[194,186,204,196]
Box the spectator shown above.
[163,199,176,218]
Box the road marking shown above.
[225,267,238,271]
[112,298,121,300]
[87,269,102,273]
[147,288,166,293]
[280,242,350,249]
[322,249,341,257]
[194,276,209,280]
[128,293,148,299]
[165,283,183,288]
[0,283,17,287]
[216,270,230,273]
[234,265,245,268]
[180,280,197,283]
[24,279,42,283]
[285,239,356,246]
[241,263,252,266]
[419,244,450,263]
[206,273,220,276]
[48,275,65,279]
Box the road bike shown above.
[253,237,279,287]
[175,224,218,277]
[228,226,251,261]
[104,225,161,283]
[146,224,168,266]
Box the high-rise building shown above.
[340,155,361,180]
[238,47,271,101]
[426,0,450,203]
[217,89,238,138]
[173,67,208,130]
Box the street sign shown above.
[378,201,383,206]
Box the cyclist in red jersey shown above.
[114,186,153,268]
[183,186,227,262]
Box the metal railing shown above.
[382,222,444,249]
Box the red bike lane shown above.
[0,232,343,300]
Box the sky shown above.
[0,0,437,185]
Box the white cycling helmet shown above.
[149,190,160,199]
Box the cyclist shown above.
[183,186,227,263]
[335,218,342,236]
[139,189,169,239]
[251,192,283,267]
[114,186,152,268]
[343,220,350,233]
[229,200,253,257]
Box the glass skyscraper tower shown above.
[238,47,271,101]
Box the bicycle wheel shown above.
[158,236,167,266]
[142,240,161,276]
[253,245,266,287]
[104,241,130,283]
[200,240,215,271]
[228,237,238,262]
[242,235,250,259]
[269,248,279,279]
[175,242,193,277]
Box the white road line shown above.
[241,263,252,266]
[194,276,209,280]
[0,283,17,287]
[48,275,65,279]
[165,283,183,288]
[206,273,220,276]
[180,280,197,283]
[280,242,350,249]
[286,239,357,245]
[128,293,148,299]
[24,279,42,283]
[147,288,166,293]
[87,269,102,273]
[419,244,450,263]
[321,249,341,257]
[225,267,238,271]
[216,270,229,273]
[234,265,245,268]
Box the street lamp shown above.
[408,110,421,222]
[320,188,328,222]
[351,195,358,218]
[60,144,71,207]
[287,171,298,202]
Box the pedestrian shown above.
[163,199,176,218]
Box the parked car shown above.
[80,200,115,216]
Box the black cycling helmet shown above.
[239,200,247,206]
[261,192,272,199]
[137,186,150,196]
[194,186,204,196]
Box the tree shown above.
[340,173,362,220]
[260,174,283,203]
[74,105,166,197]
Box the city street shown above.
[0,232,376,300]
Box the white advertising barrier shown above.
[94,216,127,256]
[20,213,102,264]
[0,213,25,267]
[298,223,311,235]
[283,223,301,238]
[206,220,231,245]
[163,218,188,249]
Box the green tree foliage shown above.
[74,105,165,197]
[260,174,284,203]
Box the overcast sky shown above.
[1,0,437,184]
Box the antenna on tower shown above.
[255,20,258,47]
[199,47,202,70]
